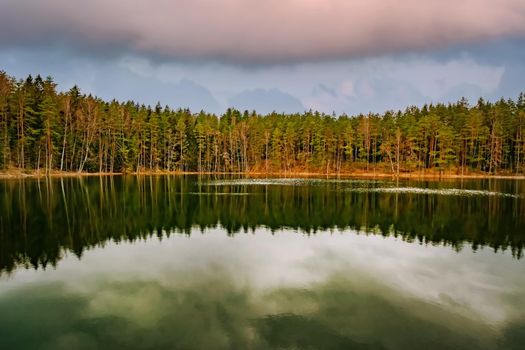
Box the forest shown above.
[0,70,524,175]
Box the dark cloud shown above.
[1,0,525,65]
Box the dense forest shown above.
[0,71,524,175]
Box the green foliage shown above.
[0,71,524,174]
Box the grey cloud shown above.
[168,79,223,113]
[1,0,525,64]
[88,70,223,113]
[0,48,223,112]
[496,68,525,100]
[228,88,304,114]
[313,84,338,98]
[309,77,429,115]
[440,83,485,104]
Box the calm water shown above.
[0,176,524,350]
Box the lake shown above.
[0,176,524,350]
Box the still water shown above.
[0,176,524,349]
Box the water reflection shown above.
[0,176,523,274]
[0,231,523,350]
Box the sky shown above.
[1,0,525,115]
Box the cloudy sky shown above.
[1,0,525,114]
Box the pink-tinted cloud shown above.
[1,0,524,64]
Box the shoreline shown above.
[1,169,524,180]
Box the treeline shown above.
[1,71,524,174]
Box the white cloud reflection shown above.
[1,228,523,328]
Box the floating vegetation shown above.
[346,187,522,198]
[207,178,388,186]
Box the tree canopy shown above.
[1,71,524,175]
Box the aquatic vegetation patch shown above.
[207,178,388,187]
[346,187,522,198]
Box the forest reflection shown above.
[0,176,523,273]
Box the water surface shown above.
[0,176,524,349]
